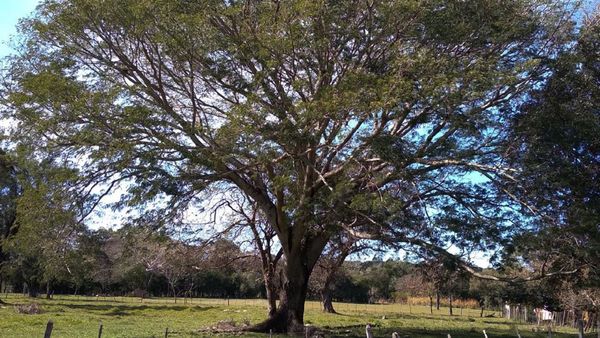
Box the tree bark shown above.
[322,288,336,314]
[27,284,38,298]
[436,291,440,310]
[249,252,319,333]
[249,238,327,333]
[45,281,51,300]
[577,310,584,338]
[449,295,453,316]
[596,314,599,338]
[429,295,433,314]
[265,273,278,318]
[0,281,4,304]
[244,206,281,319]
[320,268,338,314]
[171,284,177,304]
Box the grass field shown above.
[0,294,590,337]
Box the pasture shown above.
[0,294,588,337]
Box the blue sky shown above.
[0,0,40,58]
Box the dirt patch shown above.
[199,320,328,337]
[197,319,250,335]
[14,302,42,314]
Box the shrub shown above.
[14,302,42,314]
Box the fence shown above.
[43,320,172,338]
[502,304,600,336]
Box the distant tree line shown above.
[0,217,595,318]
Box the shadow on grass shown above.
[333,311,487,322]
[57,303,214,315]
[334,310,511,327]
[327,325,548,338]
[324,323,574,338]
[38,296,200,305]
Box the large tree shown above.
[507,7,600,277]
[0,149,19,302]
[3,155,82,298]
[0,150,19,266]
[506,9,600,332]
[1,0,576,332]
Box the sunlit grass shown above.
[0,294,587,337]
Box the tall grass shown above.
[408,296,480,309]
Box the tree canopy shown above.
[506,9,600,294]
[0,149,20,299]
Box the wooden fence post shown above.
[43,320,53,338]
[98,321,103,338]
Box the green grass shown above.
[0,294,589,337]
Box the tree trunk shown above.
[321,271,337,314]
[27,284,38,298]
[0,281,4,304]
[596,314,599,338]
[429,295,433,314]
[45,280,51,300]
[577,310,584,338]
[250,256,312,333]
[449,295,453,316]
[171,284,177,304]
[265,274,278,318]
[322,288,336,314]
[436,291,440,310]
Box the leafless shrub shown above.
[14,303,42,314]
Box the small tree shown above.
[309,235,366,313]
[226,197,282,317]
[4,159,81,298]
[395,270,431,312]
